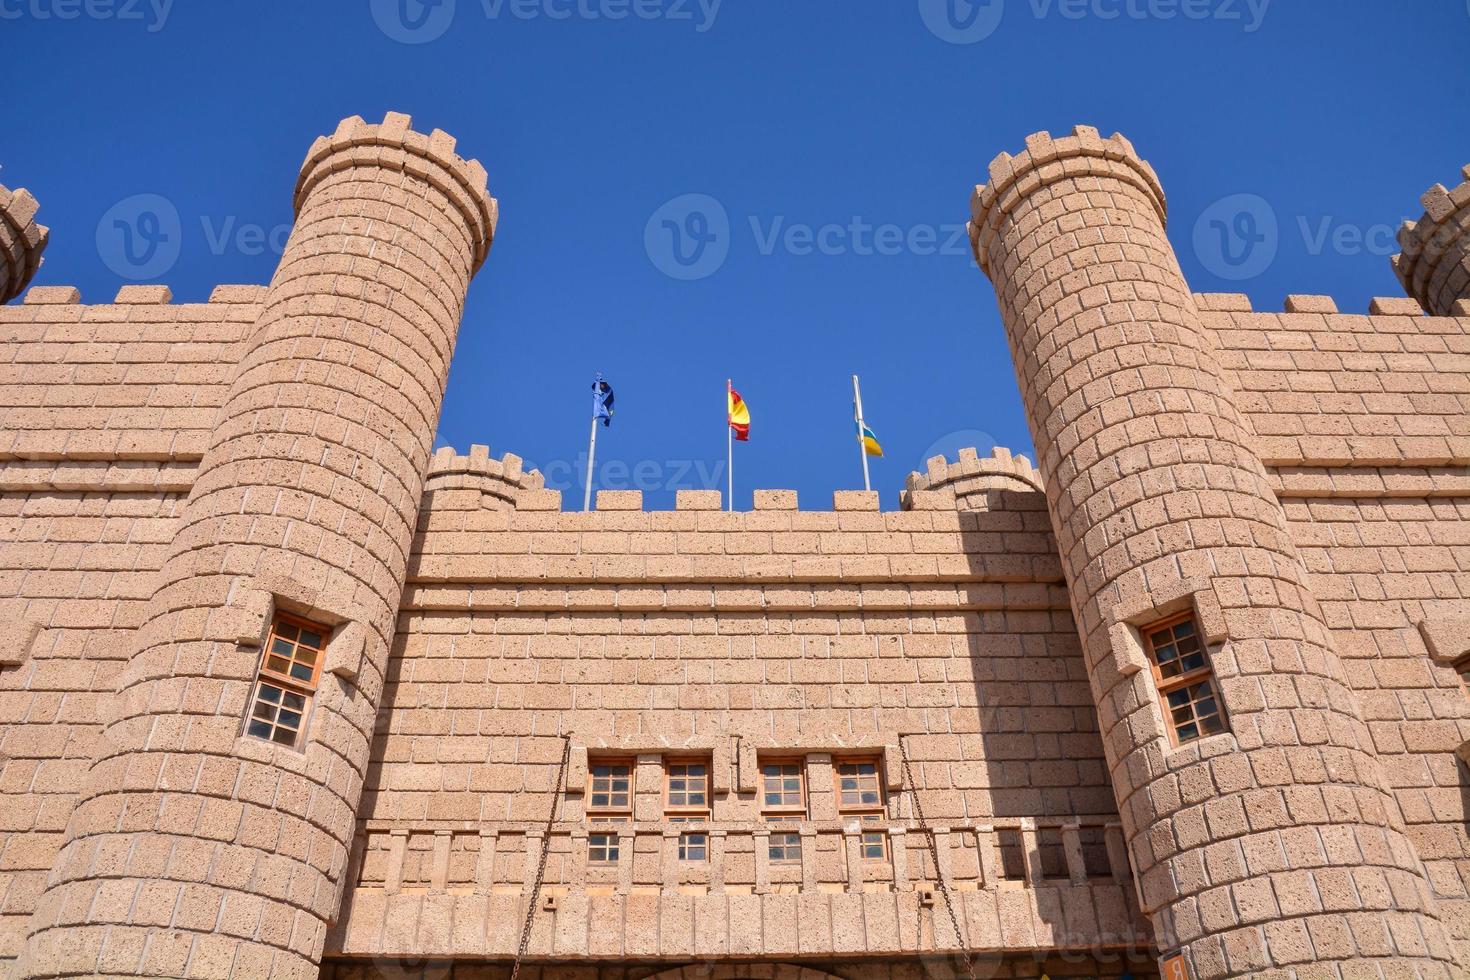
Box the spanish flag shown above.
[728,386,750,442]
[858,419,883,457]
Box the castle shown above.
[0,113,1467,980]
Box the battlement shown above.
[297,112,499,272]
[1393,164,1470,317]
[1192,292,1437,316]
[423,444,544,508]
[0,184,48,305]
[12,283,269,306]
[902,445,1043,512]
[968,125,1166,275]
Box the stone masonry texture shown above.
[0,115,1465,980]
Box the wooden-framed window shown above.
[665,758,711,862]
[245,613,328,749]
[665,759,709,813]
[835,757,887,860]
[1144,613,1227,746]
[761,759,806,863]
[586,759,633,864]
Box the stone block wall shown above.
[321,472,1150,964]
[0,289,262,966]
[0,117,1468,980]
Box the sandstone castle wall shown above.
[0,117,1466,980]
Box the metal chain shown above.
[510,734,571,980]
[900,735,977,980]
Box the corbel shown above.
[1106,575,1227,679]
[566,742,589,793]
[1418,617,1470,667]
[0,617,42,668]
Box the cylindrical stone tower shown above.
[0,183,48,304]
[18,112,496,979]
[1393,164,1470,317]
[969,127,1456,977]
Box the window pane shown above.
[768,831,802,862]
[589,763,631,812]
[1145,617,1229,746]
[679,832,707,862]
[263,618,328,691]
[246,619,331,751]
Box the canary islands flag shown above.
[728,387,750,442]
[858,419,883,457]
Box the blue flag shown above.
[593,375,615,427]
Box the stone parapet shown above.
[423,444,544,510]
[326,817,1148,961]
[903,446,1043,512]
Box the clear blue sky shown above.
[5,1,1468,508]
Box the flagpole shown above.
[726,378,734,512]
[583,414,598,512]
[853,374,871,493]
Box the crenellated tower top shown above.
[1392,164,1470,317]
[424,444,545,509]
[968,125,1165,278]
[295,111,499,272]
[902,445,1043,512]
[0,184,48,305]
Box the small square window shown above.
[678,831,707,862]
[767,828,802,863]
[836,760,883,807]
[588,762,633,811]
[666,760,709,810]
[760,760,806,812]
[588,819,623,864]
